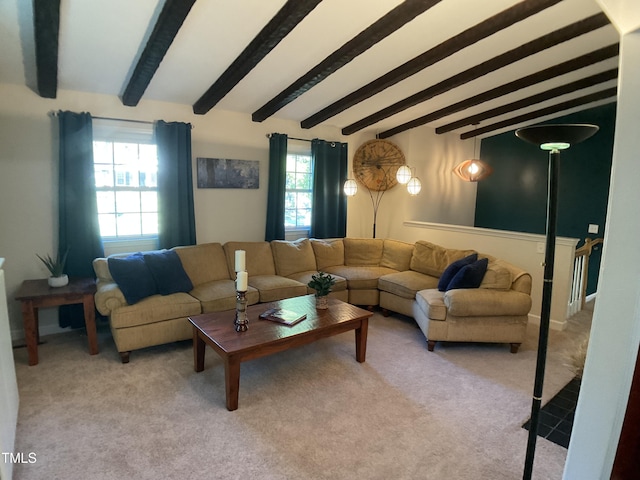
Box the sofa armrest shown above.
[444,288,532,317]
[95,280,128,316]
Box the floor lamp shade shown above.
[515,124,598,480]
[515,124,599,149]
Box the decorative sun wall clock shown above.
[352,139,406,191]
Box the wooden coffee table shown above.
[189,294,372,411]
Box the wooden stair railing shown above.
[568,237,603,316]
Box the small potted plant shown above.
[307,271,336,309]
[37,248,69,288]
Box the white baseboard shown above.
[527,313,567,331]
[11,319,68,343]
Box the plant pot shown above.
[315,295,328,310]
[48,274,69,288]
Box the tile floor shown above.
[523,377,581,448]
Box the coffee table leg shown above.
[355,318,368,363]
[193,329,206,372]
[225,356,241,411]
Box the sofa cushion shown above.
[344,238,384,266]
[93,258,113,282]
[310,239,344,270]
[378,270,439,299]
[444,289,532,317]
[190,279,260,313]
[271,238,317,277]
[143,250,194,295]
[479,259,512,290]
[438,253,478,291]
[248,275,307,303]
[380,239,414,271]
[324,265,397,289]
[224,242,276,276]
[446,258,488,291]
[173,243,230,285]
[415,289,447,321]
[110,292,202,329]
[286,271,348,294]
[108,253,157,305]
[410,241,475,277]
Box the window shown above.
[92,120,158,242]
[284,144,313,231]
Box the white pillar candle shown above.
[235,250,246,272]
[236,271,248,292]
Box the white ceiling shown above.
[0,0,620,139]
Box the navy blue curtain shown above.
[154,121,196,249]
[310,139,348,239]
[57,111,104,328]
[265,133,288,241]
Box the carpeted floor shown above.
[11,304,592,480]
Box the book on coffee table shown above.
[259,308,307,326]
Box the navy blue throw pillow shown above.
[438,253,478,291]
[108,253,158,305]
[446,257,489,291]
[143,250,193,295]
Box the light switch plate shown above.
[588,224,599,234]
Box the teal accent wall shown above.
[475,102,615,295]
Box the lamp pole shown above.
[515,123,598,480]
[523,147,559,480]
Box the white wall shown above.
[0,259,19,480]
[0,84,346,339]
[0,83,480,340]
[345,126,476,239]
[563,20,640,480]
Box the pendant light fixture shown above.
[453,126,493,182]
[396,165,412,184]
[343,178,358,196]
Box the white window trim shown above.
[93,119,159,253]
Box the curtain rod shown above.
[93,115,153,125]
[265,133,312,143]
[48,111,194,128]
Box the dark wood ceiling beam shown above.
[377,43,619,138]
[193,0,323,115]
[121,0,196,107]
[33,0,60,99]
[342,12,610,135]
[459,87,618,139]
[251,0,443,122]
[435,69,618,135]
[301,0,563,129]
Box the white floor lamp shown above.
[515,123,599,480]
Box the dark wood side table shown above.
[15,277,98,365]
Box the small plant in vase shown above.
[37,248,69,287]
[308,271,336,309]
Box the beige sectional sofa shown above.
[93,237,532,363]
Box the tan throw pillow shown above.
[173,243,229,285]
[380,239,414,271]
[310,239,344,270]
[271,239,317,277]
[344,238,383,266]
[93,258,113,282]
[479,260,512,290]
[223,241,276,276]
[410,240,475,277]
